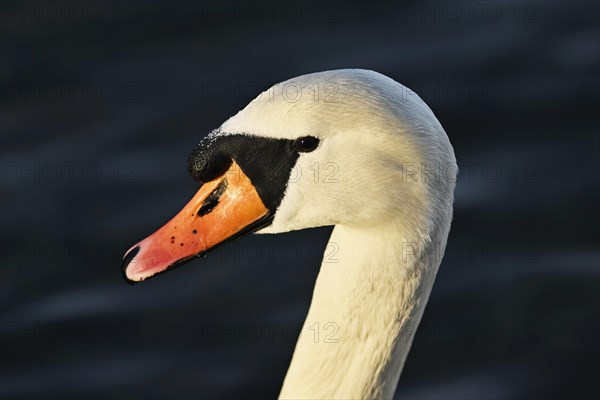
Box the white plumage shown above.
[216,69,457,399]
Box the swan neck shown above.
[280,222,441,399]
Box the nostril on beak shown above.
[122,245,140,284]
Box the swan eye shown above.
[294,136,320,153]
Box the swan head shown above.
[122,69,456,282]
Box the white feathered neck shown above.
[279,220,443,399]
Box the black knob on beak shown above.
[188,137,232,183]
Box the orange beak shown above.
[122,161,271,283]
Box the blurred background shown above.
[1,1,598,399]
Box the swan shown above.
[122,69,457,399]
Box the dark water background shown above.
[1,1,598,399]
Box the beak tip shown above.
[122,245,141,284]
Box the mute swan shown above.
[122,69,457,399]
